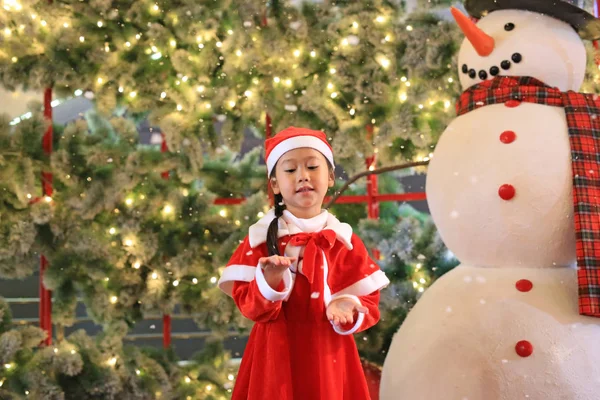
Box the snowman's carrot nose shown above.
[451,7,495,57]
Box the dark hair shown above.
[265,157,334,257]
[266,192,286,256]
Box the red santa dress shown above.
[218,209,390,400]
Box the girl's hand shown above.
[258,255,297,273]
[326,298,369,326]
[258,255,297,290]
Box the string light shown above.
[257,212,265,218]
[125,41,131,47]
[129,91,137,98]
[109,227,117,235]
[285,79,292,87]
[107,357,117,367]
[184,376,191,383]
[170,39,176,48]
[110,296,118,304]
[11,57,17,63]
[136,369,141,375]
[5,363,13,370]
[236,49,242,56]
[418,287,425,293]
[352,21,359,29]
[44,196,52,203]
[406,25,413,31]
[97,21,103,27]
[182,76,188,82]
[375,16,386,23]
[219,209,227,217]
[197,85,205,93]
[4,28,11,36]
[177,104,183,111]
[349,108,356,116]
[173,280,179,287]
[160,92,167,99]
[210,277,217,284]
[163,204,173,214]
[133,261,141,269]
[124,238,134,247]
[341,38,349,46]
[448,77,454,83]
[228,374,235,381]
[216,41,222,47]
[329,68,336,74]
[229,100,236,108]
[310,50,316,57]
[63,23,69,28]
[53,347,58,354]
[330,92,338,99]
[152,272,158,280]
[244,90,252,98]
[125,198,133,206]
[444,100,451,109]
[192,278,198,284]
[293,49,301,57]
[71,349,76,354]
[377,55,390,69]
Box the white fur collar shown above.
[248,209,353,250]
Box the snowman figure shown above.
[380,1,600,399]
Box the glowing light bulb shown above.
[110,296,118,304]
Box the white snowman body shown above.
[380,8,600,400]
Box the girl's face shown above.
[271,147,335,219]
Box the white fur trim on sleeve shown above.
[329,295,366,335]
[255,263,293,301]
[217,265,256,297]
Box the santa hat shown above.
[265,127,334,177]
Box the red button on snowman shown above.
[381,1,600,399]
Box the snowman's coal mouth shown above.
[461,52,523,80]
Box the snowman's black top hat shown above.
[464,0,600,40]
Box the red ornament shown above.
[516,279,533,292]
[515,340,534,357]
[498,184,516,200]
[500,130,516,144]
[504,99,522,108]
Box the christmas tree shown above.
[9,0,600,398]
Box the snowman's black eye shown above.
[504,23,515,31]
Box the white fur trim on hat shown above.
[266,136,334,176]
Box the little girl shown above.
[218,127,390,399]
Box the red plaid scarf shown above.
[456,76,600,318]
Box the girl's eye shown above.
[308,166,319,170]
[285,169,296,173]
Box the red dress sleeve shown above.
[218,236,294,323]
[327,234,390,335]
